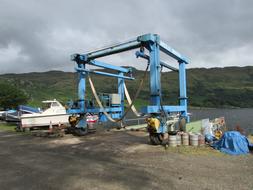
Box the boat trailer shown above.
[67,33,190,144]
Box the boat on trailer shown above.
[20,100,69,130]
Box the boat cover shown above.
[18,105,40,113]
[212,131,253,155]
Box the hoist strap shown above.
[88,76,117,122]
[124,83,141,117]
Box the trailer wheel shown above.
[149,133,164,145]
[15,124,22,132]
[23,128,30,132]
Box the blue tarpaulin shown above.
[212,131,253,155]
[18,105,40,113]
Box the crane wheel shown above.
[74,128,88,136]
[149,133,164,145]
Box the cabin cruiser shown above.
[20,100,69,129]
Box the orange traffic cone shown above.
[49,121,53,133]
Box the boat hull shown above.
[21,114,69,128]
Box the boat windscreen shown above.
[42,103,51,110]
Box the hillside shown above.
[0,66,252,108]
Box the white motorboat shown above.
[20,100,69,128]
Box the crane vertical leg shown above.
[178,61,189,122]
[78,64,86,113]
[75,64,88,134]
[118,72,125,118]
[147,42,165,145]
[149,42,161,106]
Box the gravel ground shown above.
[0,129,252,190]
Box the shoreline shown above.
[188,106,253,110]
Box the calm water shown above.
[126,108,253,135]
[189,108,253,135]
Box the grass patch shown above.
[165,145,224,156]
[0,123,16,132]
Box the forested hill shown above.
[0,66,252,108]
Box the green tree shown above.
[0,81,29,110]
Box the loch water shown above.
[189,108,253,135]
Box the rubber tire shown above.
[74,128,88,136]
[149,133,164,145]
[178,117,186,131]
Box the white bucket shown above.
[198,135,205,146]
[190,134,199,146]
[169,135,177,147]
[176,135,181,146]
[182,133,189,146]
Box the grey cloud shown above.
[0,0,252,73]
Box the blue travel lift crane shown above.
[67,33,189,145]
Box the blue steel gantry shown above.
[67,33,189,143]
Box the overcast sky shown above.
[0,0,252,73]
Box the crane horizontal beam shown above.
[75,68,134,80]
[135,51,178,72]
[71,40,141,62]
[159,40,189,64]
[89,60,130,73]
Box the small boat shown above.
[1,109,20,122]
[0,111,6,120]
[1,105,40,122]
[20,100,69,129]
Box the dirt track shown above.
[0,129,252,190]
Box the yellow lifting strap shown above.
[88,75,117,122]
[124,83,141,117]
